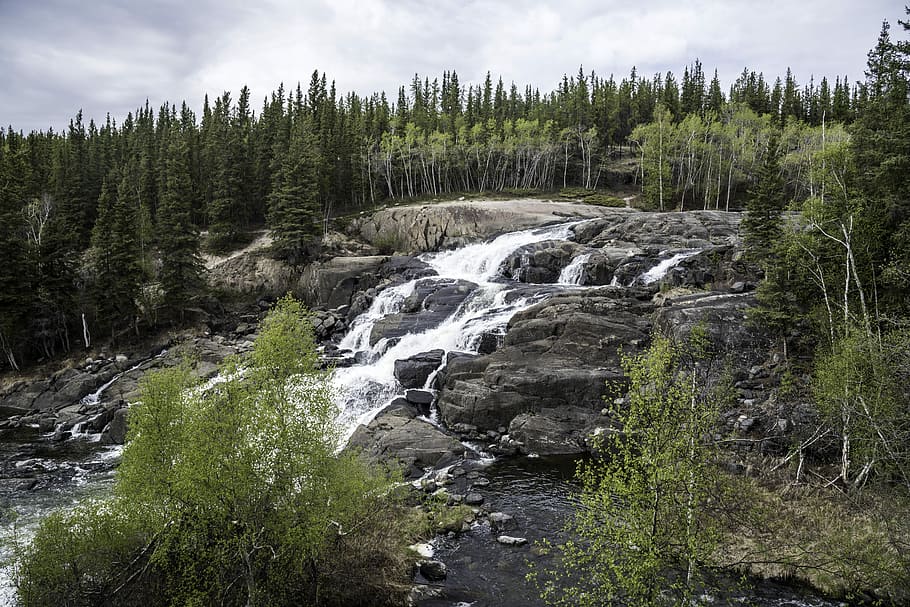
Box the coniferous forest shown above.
[0,16,907,380]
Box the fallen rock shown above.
[489,512,515,532]
[464,492,485,506]
[418,559,448,582]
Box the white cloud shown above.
[0,0,901,132]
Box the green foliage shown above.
[534,332,730,606]
[157,105,205,316]
[16,297,414,607]
[0,132,30,369]
[557,187,625,207]
[813,329,910,488]
[742,132,786,263]
[724,477,910,602]
[89,168,143,335]
[267,118,323,264]
[14,502,156,607]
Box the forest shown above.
[0,17,907,374]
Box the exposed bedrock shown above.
[350,199,626,253]
[435,288,654,453]
[368,278,478,346]
[347,399,467,477]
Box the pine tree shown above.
[741,132,786,262]
[205,92,245,251]
[267,118,322,264]
[850,18,910,307]
[90,169,142,336]
[0,132,30,369]
[158,106,205,317]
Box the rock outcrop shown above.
[347,400,466,476]
[436,288,654,453]
[394,350,445,389]
[350,199,627,253]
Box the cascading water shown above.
[638,249,702,285]
[332,220,588,436]
[557,252,591,285]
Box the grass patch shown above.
[718,476,910,603]
[557,187,627,207]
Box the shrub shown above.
[15,296,415,607]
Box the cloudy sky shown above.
[0,0,903,132]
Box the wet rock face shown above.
[500,240,584,283]
[394,350,445,390]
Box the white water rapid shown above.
[638,250,702,285]
[557,252,591,285]
[332,220,587,436]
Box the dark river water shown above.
[417,456,845,607]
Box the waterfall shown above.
[333,221,586,436]
[637,250,702,285]
[558,253,591,285]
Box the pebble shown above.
[464,492,484,506]
[496,535,527,546]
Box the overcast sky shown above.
[0,0,904,133]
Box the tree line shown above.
[0,52,879,371]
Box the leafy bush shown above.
[15,296,415,607]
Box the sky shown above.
[0,0,904,133]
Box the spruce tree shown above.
[158,108,205,317]
[741,133,786,263]
[267,118,322,264]
[90,169,142,336]
[0,133,30,369]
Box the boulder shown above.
[489,512,515,532]
[405,389,435,413]
[418,560,448,582]
[464,492,485,506]
[394,350,445,389]
[347,401,466,475]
